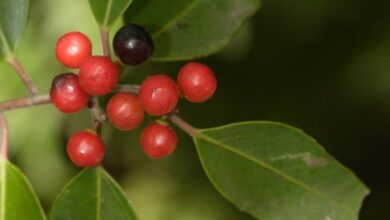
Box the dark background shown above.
[0,0,389,219]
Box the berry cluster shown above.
[50,24,217,167]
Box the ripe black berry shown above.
[113,23,154,66]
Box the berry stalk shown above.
[116,83,198,137]
[89,97,106,135]
[7,56,38,96]
[114,84,140,94]
[100,27,110,58]
[168,114,199,137]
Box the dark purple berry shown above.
[113,23,154,66]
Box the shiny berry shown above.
[67,130,105,167]
[55,32,92,68]
[113,23,154,66]
[50,73,90,113]
[141,123,177,159]
[138,74,179,116]
[79,56,119,96]
[177,62,217,103]
[106,92,144,131]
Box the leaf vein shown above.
[198,133,354,212]
[0,160,6,220]
[152,0,201,39]
[103,0,114,27]
[96,169,102,220]
[0,27,12,58]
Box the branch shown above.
[0,95,51,112]
[0,84,199,141]
[0,85,139,114]
[0,113,9,160]
[7,56,38,96]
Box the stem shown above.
[168,114,199,137]
[100,27,110,58]
[114,84,140,94]
[0,113,8,160]
[89,97,106,135]
[114,84,199,137]
[7,56,38,96]
[0,95,50,112]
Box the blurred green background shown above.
[0,0,389,219]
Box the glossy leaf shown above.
[88,0,133,27]
[0,160,46,220]
[50,167,138,220]
[0,0,29,59]
[194,121,369,220]
[124,0,261,61]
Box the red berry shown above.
[177,62,217,103]
[79,56,119,96]
[106,92,144,131]
[55,32,92,68]
[50,73,90,113]
[141,123,177,159]
[67,130,105,167]
[138,74,179,116]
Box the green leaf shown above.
[88,0,133,28]
[124,0,261,61]
[50,167,138,220]
[0,160,46,220]
[0,0,29,59]
[194,121,369,220]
